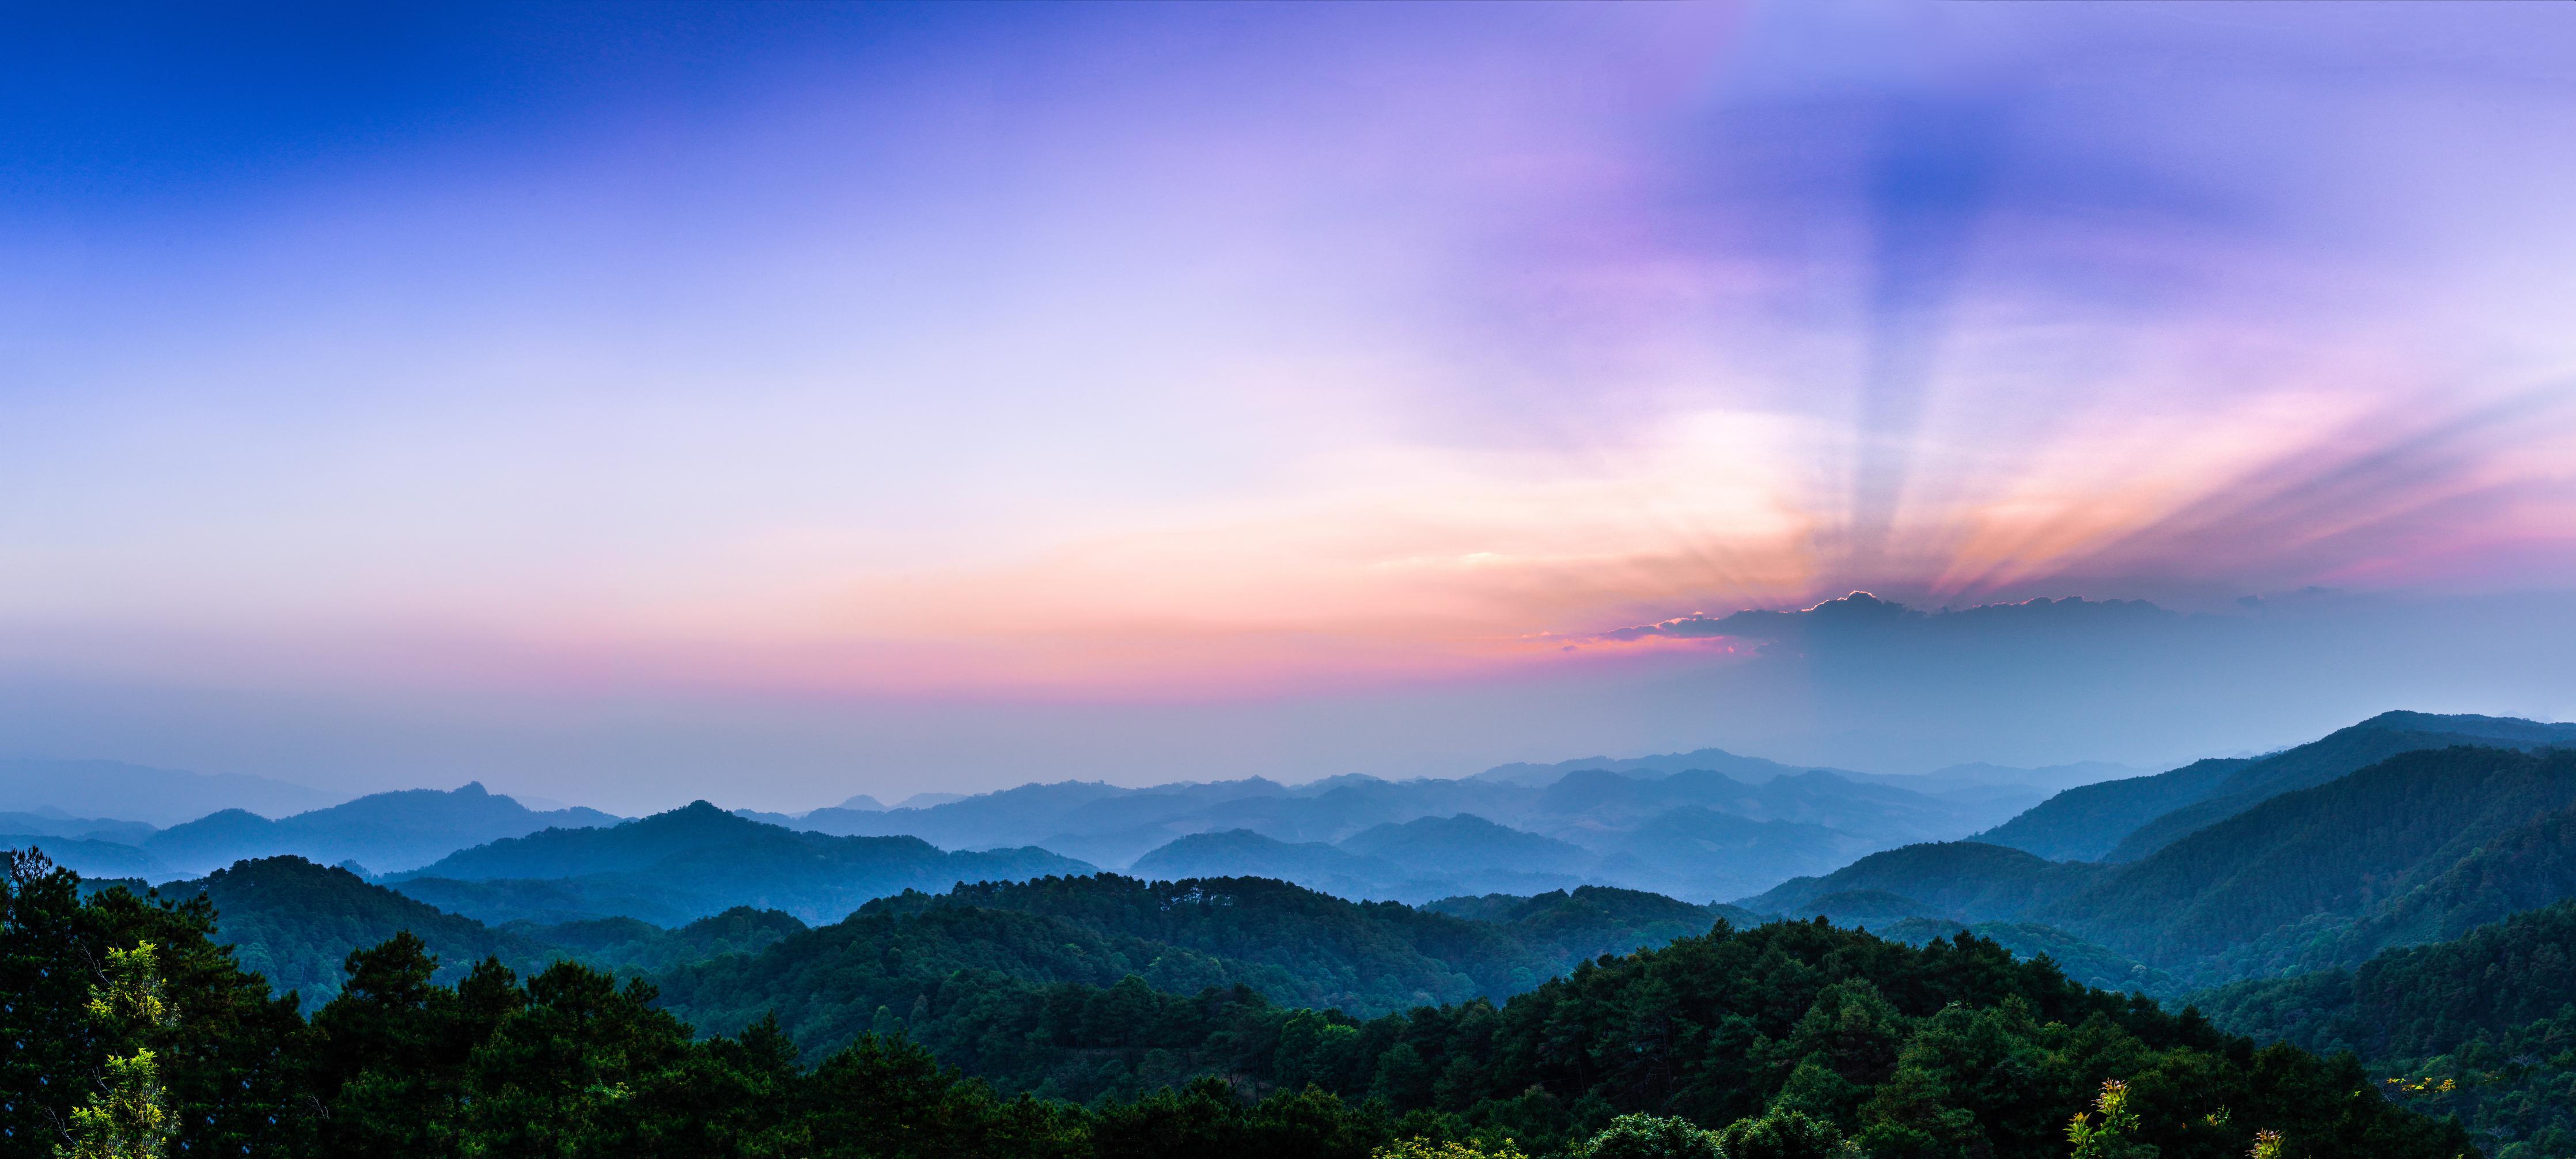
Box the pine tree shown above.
[59,941,173,1159]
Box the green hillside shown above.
[161,855,551,1001]
[3,848,2490,1158]
[2198,897,2576,1157]
[1425,884,1762,963]
[149,855,808,1003]
[1875,917,2183,998]
[1734,742,2576,993]
[566,903,2490,1156]
[1974,711,2576,867]
[2104,714,2576,862]
[2039,745,2576,975]
[665,873,1751,1035]
[1739,840,2103,922]
[2225,796,2576,978]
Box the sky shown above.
[5,2,2576,813]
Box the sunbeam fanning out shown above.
[4,2,2575,806]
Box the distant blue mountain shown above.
[391,801,1093,925]
[775,753,2030,902]
[143,782,622,875]
[1978,710,2576,862]
[0,810,157,844]
[0,757,340,827]
[0,835,176,879]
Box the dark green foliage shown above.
[2249,797,2576,974]
[2198,898,2576,1157]
[1741,842,2103,922]
[1976,711,2576,866]
[1571,1112,1721,1158]
[513,906,808,976]
[1711,1109,1853,1158]
[1793,890,1936,929]
[1874,919,2182,998]
[1744,744,2576,992]
[653,874,1774,1073]
[2041,746,2576,973]
[2103,712,2576,863]
[1426,887,1764,965]
[653,895,1291,1089]
[865,875,1526,1003]
[2,850,309,1159]
[158,856,551,1002]
[389,873,713,927]
[857,875,1706,1013]
[140,857,804,1005]
[6,851,2484,1159]
[662,889,2474,1157]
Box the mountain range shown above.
[1975,710,2576,861]
[19,706,2576,1157]
[140,782,624,875]
[1745,716,2576,988]
[5,740,2131,907]
[754,755,2058,903]
[385,801,1094,925]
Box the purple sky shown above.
[5,3,2575,810]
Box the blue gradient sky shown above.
[6,3,2575,810]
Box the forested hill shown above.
[2290,795,2576,968]
[866,876,1761,1005]
[1976,710,2576,864]
[161,856,548,1000]
[2036,744,2576,974]
[1725,744,2576,991]
[1740,840,2103,922]
[1971,756,2248,862]
[6,849,2476,1159]
[150,855,807,1003]
[143,853,1759,1027]
[650,897,2494,1151]
[2195,897,2576,1156]
[388,801,1094,925]
[2101,712,2576,862]
[661,874,1747,1037]
[1421,885,1765,963]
